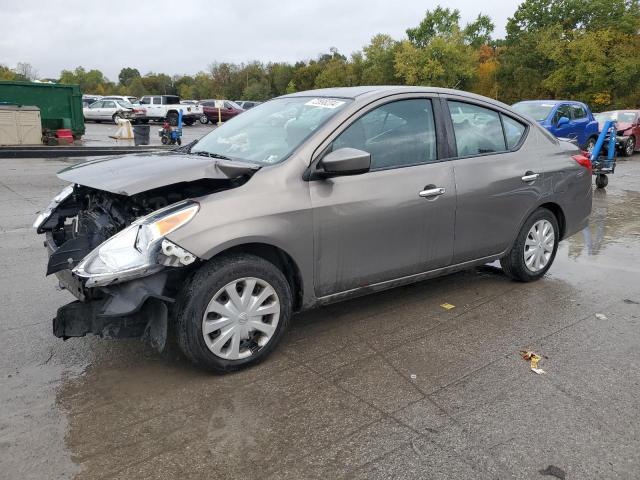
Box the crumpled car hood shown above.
[57,152,259,195]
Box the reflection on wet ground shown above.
[1,156,640,479]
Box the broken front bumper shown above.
[46,233,175,350]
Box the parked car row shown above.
[512,100,639,157]
[82,95,264,126]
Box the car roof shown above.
[281,85,516,110]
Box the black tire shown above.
[199,114,209,124]
[623,137,635,157]
[595,174,608,188]
[167,112,179,126]
[161,136,169,145]
[112,113,123,123]
[183,118,195,126]
[585,137,597,153]
[500,208,559,282]
[175,254,292,373]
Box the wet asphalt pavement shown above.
[1,145,639,479]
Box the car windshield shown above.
[191,96,352,164]
[595,111,637,123]
[512,102,556,121]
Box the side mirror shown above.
[320,148,371,177]
[557,116,570,127]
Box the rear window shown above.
[571,105,587,119]
[448,101,506,156]
[502,115,526,149]
[163,96,180,105]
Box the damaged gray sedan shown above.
[35,86,592,372]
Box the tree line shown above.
[2,0,639,110]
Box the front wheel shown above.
[623,137,635,157]
[585,137,597,153]
[199,114,208,124]
[176,254,292,373]
[500,208,559,282]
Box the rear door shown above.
[443,97,543,262]
[309,96,456,297]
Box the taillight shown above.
[572,154,592,172]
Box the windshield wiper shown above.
[192,151,233,161]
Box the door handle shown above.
[419,187,446,198]
[521,173,540,182]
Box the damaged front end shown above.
[35,154,258,351]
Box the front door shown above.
[309,97,456,297]
[551,104,576,140]
[443,98,544,262]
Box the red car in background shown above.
[201,100,244,124]
[595,110,640,156]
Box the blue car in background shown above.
[512,100,599,151]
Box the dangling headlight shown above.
[73,201,199,287]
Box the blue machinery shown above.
[159,109,183,146]
[590,120,617,188]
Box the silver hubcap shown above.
[202,277,280,360]
[524,220,555,272]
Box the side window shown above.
[140,97,150,105]
[332,99,437,170]
[103,101,116,108]
[552,104,572,124]
[152,97,162,105]
[571,105,587,119]
[501,115,526,149]
[448,101,505,156]
[90,101,103,109]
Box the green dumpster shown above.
[0,80,85,139]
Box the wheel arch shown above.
[208,242,304,312]
[537,202,566,240]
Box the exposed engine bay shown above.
[42,179,239,277]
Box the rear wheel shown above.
[501,208,559,282]
[176,254,292,373]
[199,114,208,124]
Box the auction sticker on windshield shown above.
[305,98,346,109]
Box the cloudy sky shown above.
[1,0,522,80]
